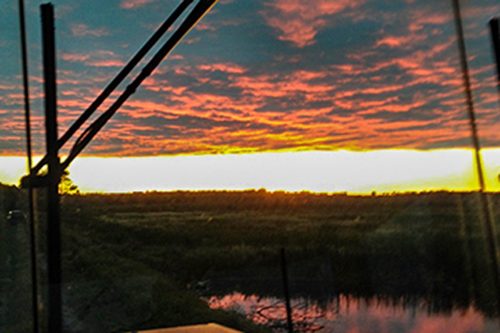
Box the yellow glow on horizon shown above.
[0,148,499,194]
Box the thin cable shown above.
[18,0,40,332]
[452,0,500,310]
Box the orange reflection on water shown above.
[206,293,498,333]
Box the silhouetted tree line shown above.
[62,190,488,216]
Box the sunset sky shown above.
[1,0,499,193]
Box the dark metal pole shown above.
[280,248,294,333]
[452,0,500,307]
[18,0,40,331]
[41,3,62,332]
[31,0,194,175]
[490,18,500,95]
[451,1,487,191]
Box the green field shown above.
[2,187,500,332]
[60,191,499,331]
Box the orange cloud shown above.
[87,59,125,67]
[263,0,365,47]
[376,36,411,48]
[70,23,109,37]
[120,0,155,10]
[198,63,247,74]
[61,50,124,68]
[49,43,492,157]
[61,53,90,62]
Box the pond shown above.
[206,292,499,333]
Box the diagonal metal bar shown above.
[61,0,219,170]
[31,0,194,175]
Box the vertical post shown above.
[452,0,500,308]
[490,18,500,95]
[18,0,40,332]
[41,3,62,332]
[280,248,294,333]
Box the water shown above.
[206,292,499,333]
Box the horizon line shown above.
[1,148,499,194]
[64,188,500,196]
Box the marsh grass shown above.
[58,191,499,331]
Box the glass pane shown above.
[0,0,498,332]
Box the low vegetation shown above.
[2,185,499,331]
